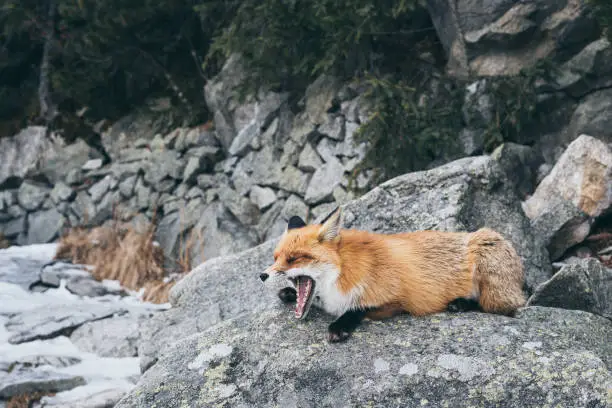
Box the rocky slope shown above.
[0,245,167,407]
[119,135,611,407]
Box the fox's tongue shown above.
[295,277,314,320]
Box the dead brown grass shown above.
[0,232,9,249]
[54,213,203,304]
[7,391,55,408]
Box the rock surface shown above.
[70,313,149,358]
[118,307,612,408]
[0,369,85,399]
[527,258,612,320]
[5,304,126,344]
[523,135,612,260]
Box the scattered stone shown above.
[197,174,215,190]
[304,156,345,205]
[2,216,26,238]
[0,126,49,186]
[5,304,126,344]
[119,176,137,198]
[298,143,324,172]
[278,165,310,196]
[143,150,185,185]
[527,258,612,319]
[218,188,260,226]
[17,181,50,211]
[72,191,96,225]
[316,138,339,162]
[281,195,309,222]
[318,115,345,141]
[249,186,277,211]
[82,159,103,171]
[0,369,85,399]
[304,74,341,125]
[491,142,542,198]
[563,89,612,147]
[523,135,612,260]
[70,314,149,358]
[88,176,113,203]
[50,182,75,204]
[118,306,612,408]
[185,187,205,200]
[26,208,65,244]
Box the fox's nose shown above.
[259,273,269,282]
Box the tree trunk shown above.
[38,0,57,123]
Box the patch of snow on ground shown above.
[0,243,172,405]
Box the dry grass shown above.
[7,391,55,408]
[54,212,203,304]
[0,232,9,249]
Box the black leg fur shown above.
[278,287,297,303]
[447,298,483,313]
[327,309,368,343]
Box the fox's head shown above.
[260,207,348,320]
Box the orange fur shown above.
[269,213,526,318]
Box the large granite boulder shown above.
[523,135,612,260]
[118,306,611,408]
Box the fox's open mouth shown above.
[290,276,316,320]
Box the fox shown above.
[259,206,526,343]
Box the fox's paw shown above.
[447,298,482,313]
[327,323,351,343]
[278,287,297,303]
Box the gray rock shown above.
[40,262,92,286]
[0,255,47,291]
[50,182,75,204]
[0,369,85,399]
[3,356,81,372]
[304,157,345,204]
[1,215,26,238]
[310,202,338,222]
[38,139,98,185]
[340,122,366,159]
[426,0,599,78]
[197,174,216,190]
[304,74,341,125]
[278,165,310,196]
[17,181,50,211]
[119,306,611,408]
[143,150,185,185]
[218,188,260,226]
[281,195,309,222]
[5,304,126,344]
[298,143,324,172]
[26,208,65,244]
[459,128,485,156]
[185,202,260,267]
[66,275,124,298]
[553,38,612,98]
[185,187,205,200]
[527,258,612,319]
[491,142,542,199]
[316,138,339,162]
[72,191,96,225]
[173,128,219,152]
[182,147,219,184]
[70,314,150,357]
[119,176,137,198]
[88,175,113,203]
[94,190,120,225]
[135,177,152,211]
[563,89,612,147]
[249,186,277,211]
[0,126,49,186]
[65,168,85,185]
[82,159,103,171]
[318,115,345,141]
[523,135,612,260]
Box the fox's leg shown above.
[328,309,368,343]
[278,287,296,303]
[447,298,482,313]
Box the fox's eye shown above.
[287,256,297,263]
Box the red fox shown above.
[260,207,526,342]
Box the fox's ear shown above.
[318,207,342,242]
[287,216,307,230]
